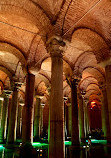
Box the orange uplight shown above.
[92,104,96,108]
[91,101,96,105]
[91,101,96,109]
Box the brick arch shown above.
[0,42,27,74]
[71,28,110,63]
[0,0,52,40]
[79,76,98,92]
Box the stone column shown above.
[7,83,21,146]
[64,101,67,139]
[16,102,24,139]
[0,98,3,127]
[34,97,41,140]
[22,72,35,145]
[78,93,85,142]
[40,103,45,137]
[0,90,11,143]
[71,79,80,146]
[100,84,110,139]
[48,92,51,143]
[67,103,72,138]
[105,65,111,140]
[84,100,90,137]
[47,38,65,158]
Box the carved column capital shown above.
[83,97,89,106]
[46,37,66,57]
[3,90,12,98]
[13,82,23,91]
[41,103,45,108]
[19,102,25,106]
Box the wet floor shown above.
[0,141,111,158]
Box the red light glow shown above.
[91,101,96,109]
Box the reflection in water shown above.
[0,144,111,158]
[0,149,14,158]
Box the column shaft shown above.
[67,104,71,137]
[84,102,88,137]
[71,80,79,146]
[40,105,44,136]
[105,65,111,139]
[34,98,41,139]
[84,101,90,137]
[17,105,23,139]
[7,88,18,144]
[0,96,9,142]
[0,100,3,127]
[22,73,35,144]
[101,88,110,138]
[49,54,64,158]
[78,95,85,141]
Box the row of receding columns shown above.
[0,80,46,147]
[0,37,97,157]
[0,37,111,158]
[0,36,96,157]
[0,90,11,143]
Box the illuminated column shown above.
[78,93,85,142]
[100,85,110,138]
[71,79,80,146]
[84,100,90,137]
[16,102,24,139]
[67,103,71,137]
[0,98,3,127]
[40,103,45,137]
[0,90,11,143]
[22,72,35,145]
[64,100,67,139]
[7,83,22,146]
[47,37,65,158]
[48,88,51,143]
[105,65,111,140]
[34,97,41,140]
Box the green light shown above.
[0,145,5,149]
[65,141,72,146]
[86,139,107,144]
[32,141,72,147]
[32,142,48,147]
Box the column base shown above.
[5,143,15,149]
[19,142,38,157]
[0,139,5,144]
[68,145,86,158]
[107,136,111,144]
[80,138,86,144]
[33,136,41,142]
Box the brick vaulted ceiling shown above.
[0,0,110,105]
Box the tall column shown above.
[100,85,110,139]
[22,72,35,145]
[16,103,24,139]
[64,101,67,139]
[40,103,44,137]
[0,90,11,143]
[0,98,3,128]
[48,92,51,143]
[71,79,80,146]
[34,97,41,140]
[47,37,65,158]
[78,93,85,142]
[7,83,21,146]
[105,65,111,140]
[84,100,90,137]
[67,103,72,137]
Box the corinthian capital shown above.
[46,36,66,57]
